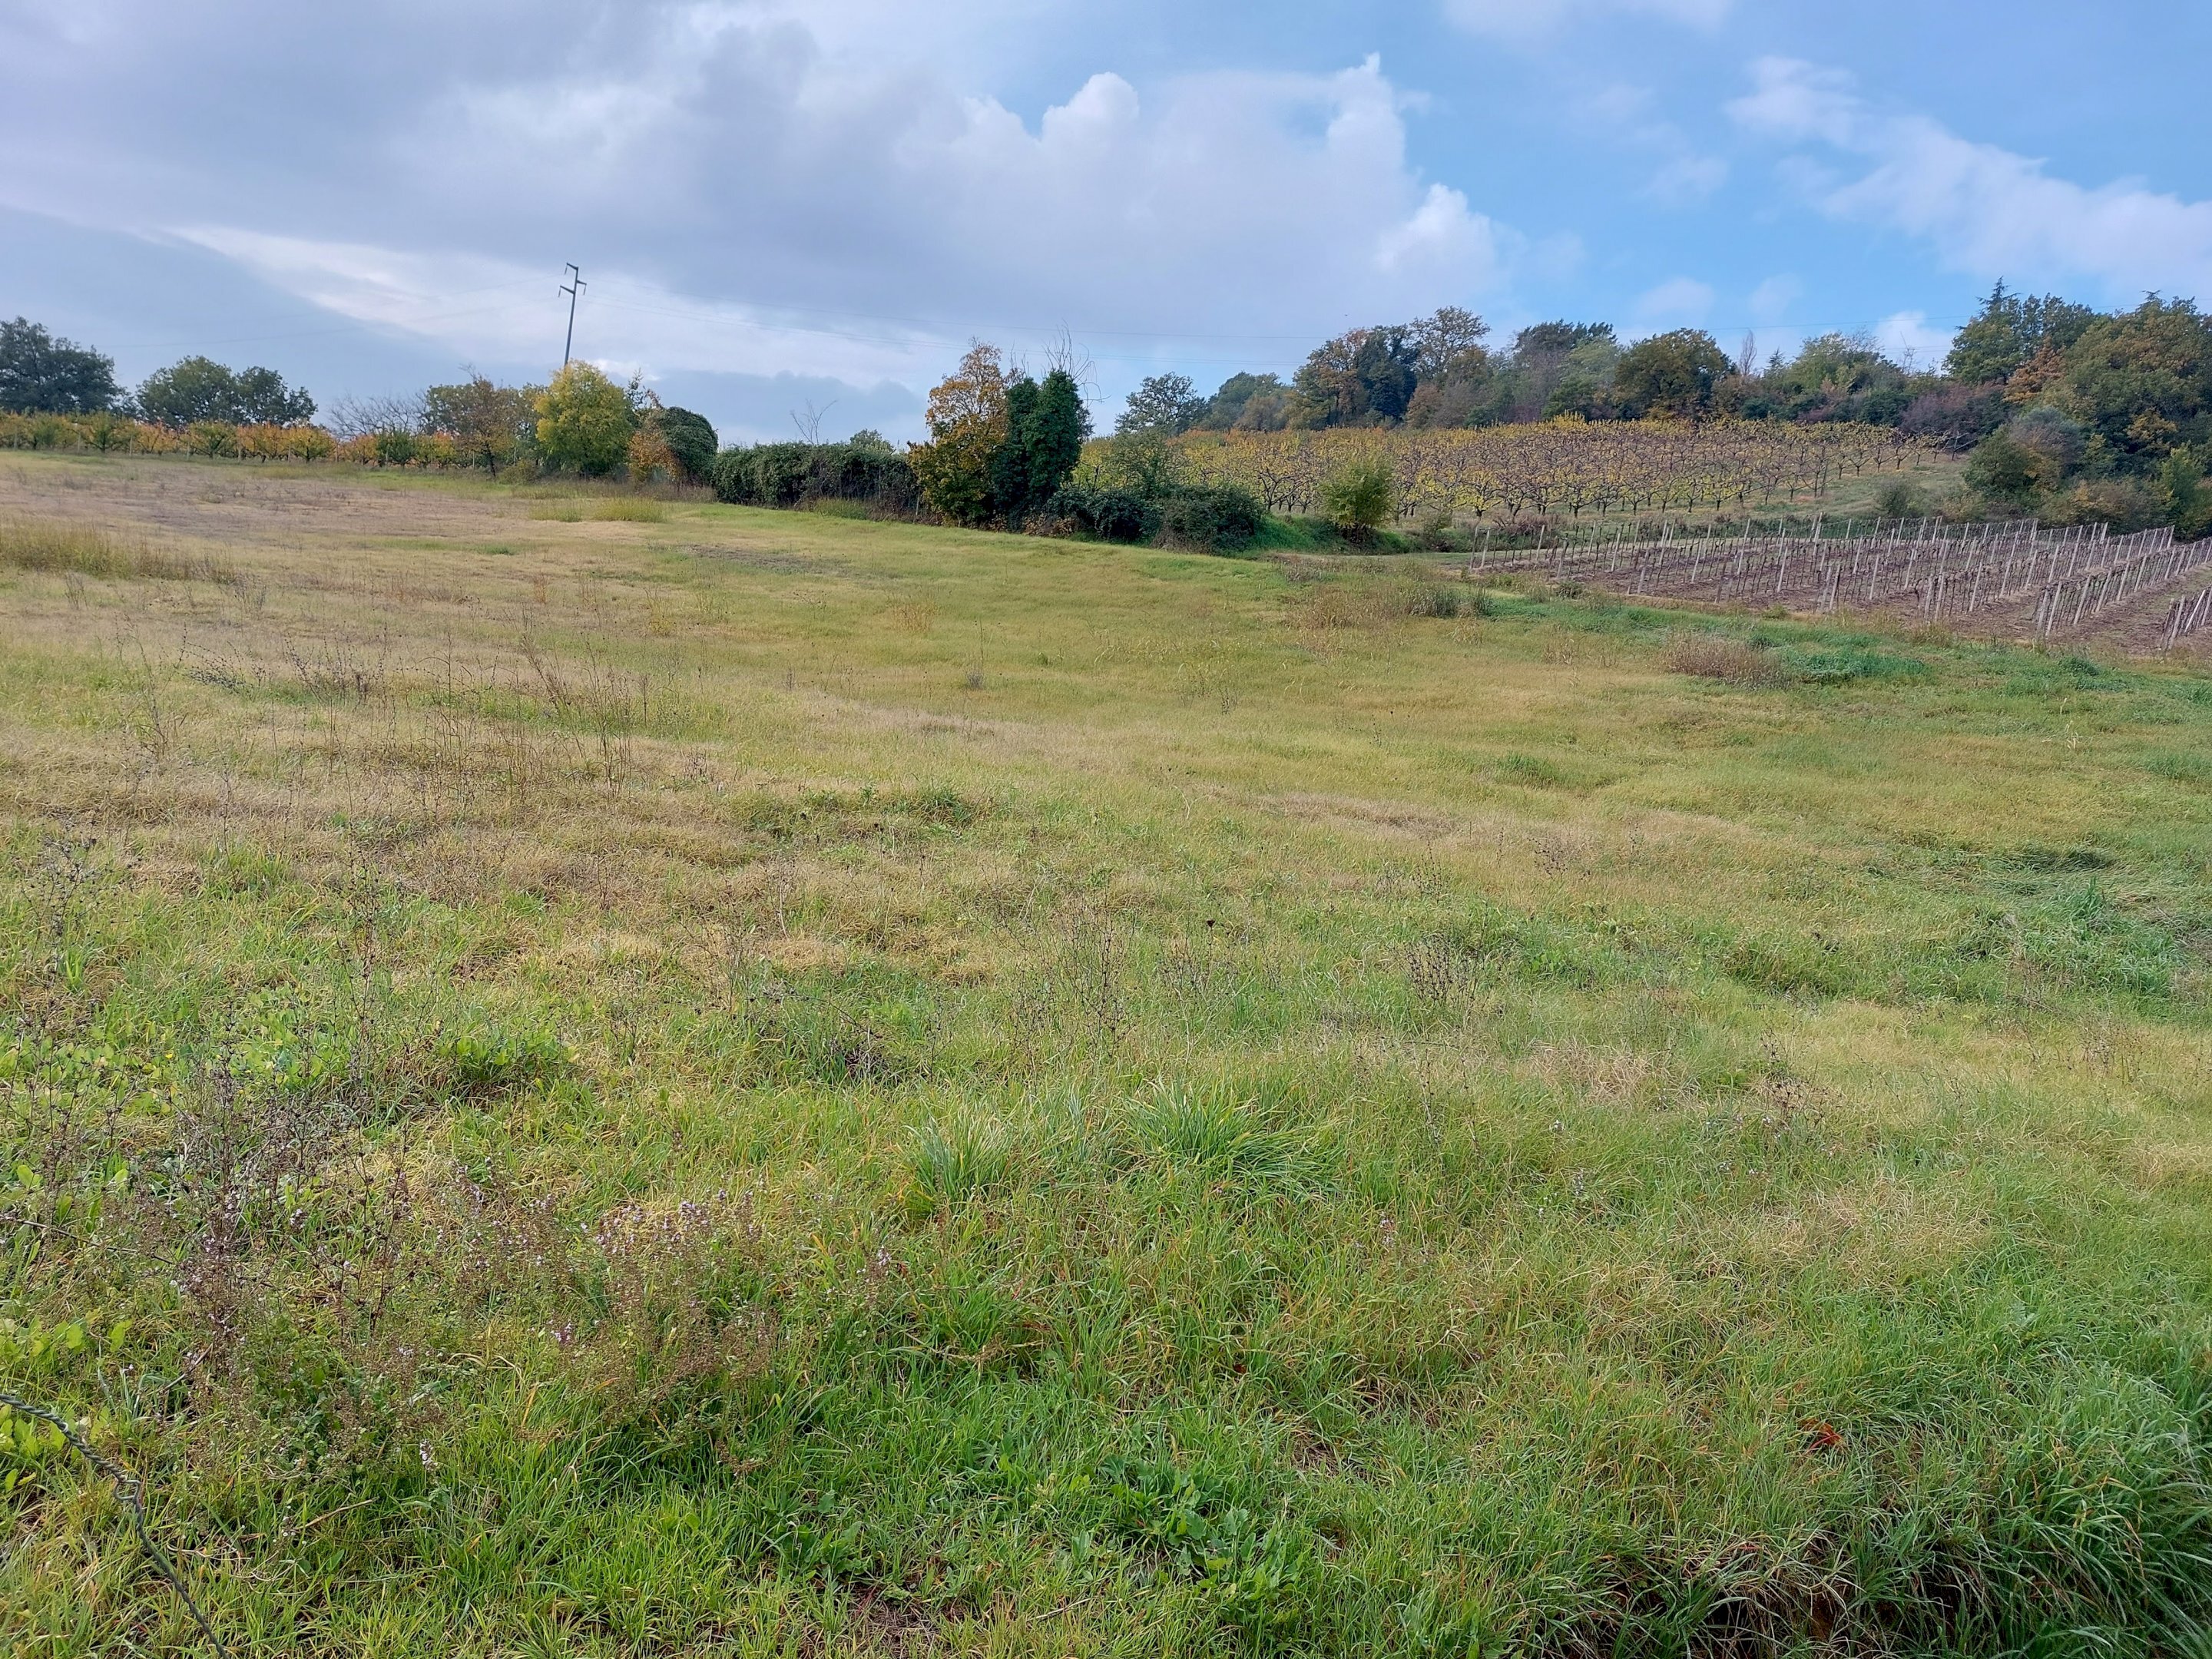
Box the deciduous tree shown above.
[0,318,118,413]
[1945,281,2098,386]
[1117,373,1206,437]
[533,363,637,475]
[909,343,1009,525]
[1613,329,1730,419]
[1291,327,1417,427]
[2041,295,2212,467]
[424,375,540,472]
[1197,373,1285,431]
[137,356,313,426]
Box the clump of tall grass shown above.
[1403,582,1465,618]
[0,517,233,584]
[1125,1083,1326,1193]
[904,1114,1018,1215]
[1300,577,1470,630]
[592,498,668,523]
[1664,631,1788,686]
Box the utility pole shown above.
[559,263,585,368]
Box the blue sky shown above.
[4,1,2210,441]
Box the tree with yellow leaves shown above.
[909,342,1008,525]
[535,363,636,476]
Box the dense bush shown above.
[713,439,920,512]
[1039,480,1265,552]
[740,442,814,507]
[1045,483,1159,543]
[1159,483,1266,551]
[1320,459,1395,533]
[654,407,718,483]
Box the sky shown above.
[4,0,2211,442]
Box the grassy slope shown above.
[2,452,2210,1656]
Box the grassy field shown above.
[3,451,2210,1657]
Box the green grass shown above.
[2,452,2210,1654]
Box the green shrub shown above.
[1319,459,1393,533]
[1876,479,1922,518]
[1045,484,1159,543]
[712,441,919,512]
[370,428,418,467]
[654,407,718,484]
[753,442,814,507]
[813,440,919,511]
[1963,432,2048,507]
[710,447,757,504]
[1160,484,1266,552]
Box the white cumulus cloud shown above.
[1730,57,2212,303]
[0,5,1542,425]
[1631,276,1716,331]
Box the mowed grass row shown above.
[1,452,2210,1655]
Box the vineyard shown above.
[1175,420,1921,522]
[1479,518,2212,653]
[0,409,339,462]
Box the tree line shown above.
[1116,286,2212,532]
[10,281,2210,536]
[327,365,719,482]
[0,325,723,485]
[0,318,316,426]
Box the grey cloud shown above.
[1,2,1530,411]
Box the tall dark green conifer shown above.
[990,377,1042,521]
[989,369,1088,522]
[1025,369,1087,503]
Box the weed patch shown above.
[1,517,234,584]
[1664,631,1788,686]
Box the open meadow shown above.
[5,452,2212,1655]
